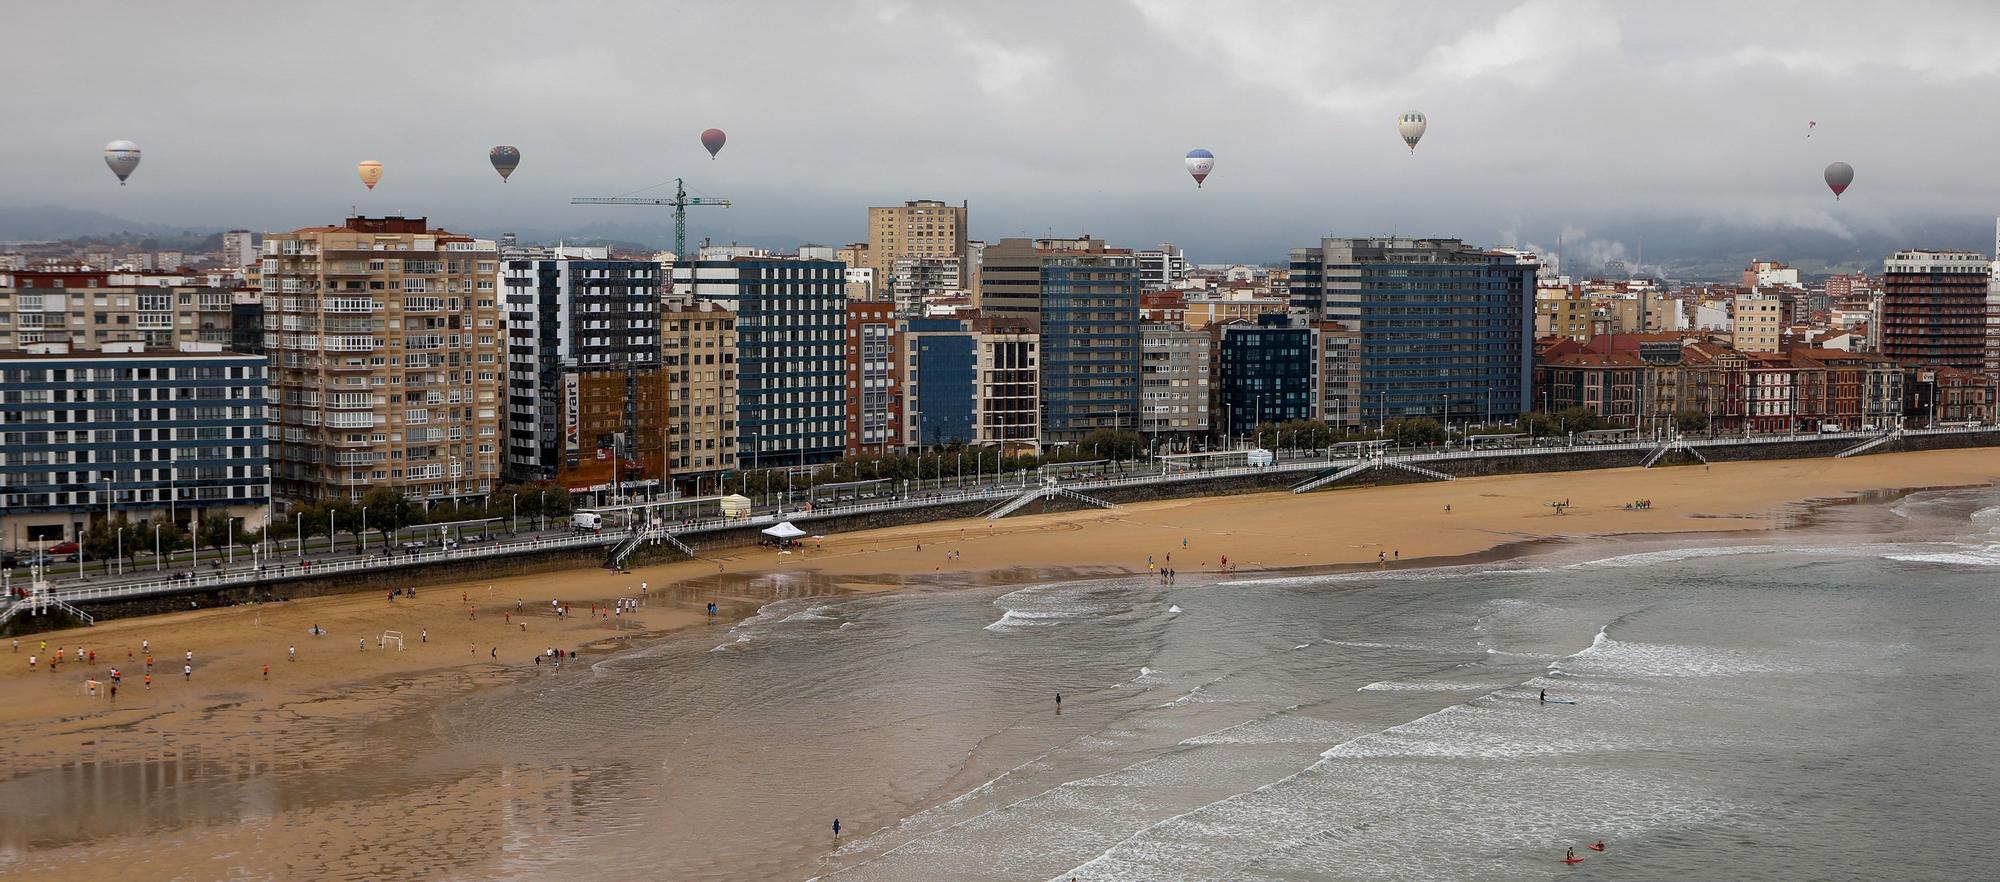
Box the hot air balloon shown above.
[1184,149,1215,188]
[1397,112,1427,152]
[700,128,726,159]
[357,160,383,190]
[1824,161,1853,200]
[489,146,520,182]
[103,140,141,185]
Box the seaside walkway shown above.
[19,423,1998,617]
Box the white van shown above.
[570,512,603,531]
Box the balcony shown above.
[326,412,377,429]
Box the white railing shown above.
[45,531,621,606]
[36,425,2000,611]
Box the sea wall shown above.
[31,429,2000,633]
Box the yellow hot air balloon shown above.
[357,160,383,190]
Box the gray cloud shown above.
[6,0,1999,264]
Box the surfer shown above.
[1565,847,1582,864]
[1539,689,1546,704]
[1589,841,1606,852]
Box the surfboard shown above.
[1563,857,1586,864]
[1543,698,1578,705]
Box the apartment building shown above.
[1,344,270,547]
[1880,250,1987,368]
[1316,321,1361,431]
[1182,288,1288,329]
[660,302,739,489]
[259,216,502,504]
[844,301,903,457]
[903,318,976,446]
[1215,314,1319,441]
[0,268,246,352]
[1135,244,1188,290]
[1732,293,1786,353]
[981,236,1142,445]
[1140,321,1211,447]
[972,321,1039,449]
[888,257,962,317]
[1289,237,1536,427]
[501,249,665,492]
[674,255,846,467]
[866,200,968,300]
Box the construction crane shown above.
[571,177,731,263]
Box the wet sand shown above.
[1,448,1996,878]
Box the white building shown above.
[1135,243,1188,290]
[222,230,257,269]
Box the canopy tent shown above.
[761,521,807,540]
[719,494,752,518]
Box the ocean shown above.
[6,487,1999,880]
[433,487,2000,881]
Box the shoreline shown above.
[2,450,1996,765]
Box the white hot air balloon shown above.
[104,140,141,185]
[1184,149,1214,187]
[1397,112,1427,153]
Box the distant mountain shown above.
[1553,216,1994,283]
[0,205,200,244]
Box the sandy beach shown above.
[2,448,1997,878]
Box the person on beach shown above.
[144,672,151,689]
[359,639,366,652]
[289,645,296,662]
[184,663,193,681]
[832,818,841,839]
[421,629,428,643]
[262,664,269,680]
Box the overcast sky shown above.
[10,1,2000,263]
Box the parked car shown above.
[48,541,80,555]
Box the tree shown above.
[362,488,417,543]
[81,518,119,563]
[1518,410,1558,439]
[332,501,364,544]
[1078,429,1141,461]
[1674,409,1710,434]
[196,512,237,552]
[1386,417,1448,446]
[1555,406,1606,434]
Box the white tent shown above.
[719,494,752,518]
[761,521,807,539]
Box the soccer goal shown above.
[379,630,405,650]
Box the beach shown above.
[3,448,1999,880]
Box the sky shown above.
[9,0,2000,266]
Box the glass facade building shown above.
[676,257,848,466]
[1288,238,1535,427]
[904,319,976,446]
[1217,316,1319,440]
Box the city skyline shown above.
[9,2,2000,266]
